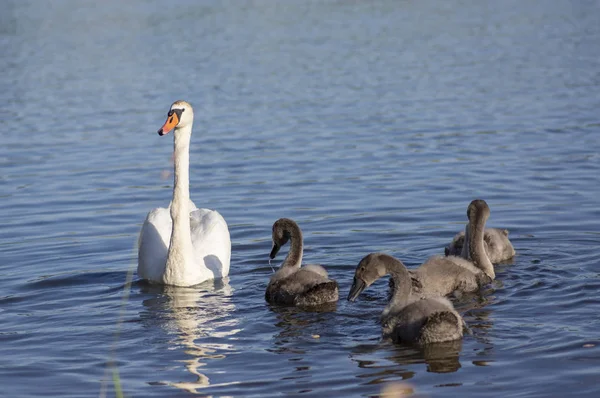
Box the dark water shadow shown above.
[350,337,463,381]
[266,302,339,355]
[26,270,126,290]
[417,340,463,373]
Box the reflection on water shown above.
[351,343,418,384]
[267,303,337,355]
[2,0,600,396]
[419,341,462,374]
[140,279,241,394]
[351,337,463,383]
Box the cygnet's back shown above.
[267,264,338,307]
[445,228,515,263]
[383,296,463,344]
[348,253,463,345]
[411,255,491,298]
[266,218,339,307]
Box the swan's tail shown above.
[296,281,339,307]
[419,311,463,344]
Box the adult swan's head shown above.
[157,100,194,136]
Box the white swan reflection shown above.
[141,278,240,393]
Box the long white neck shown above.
[165,124,194,281]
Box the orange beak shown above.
[157,112,179,136]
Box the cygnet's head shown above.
[347,253,389,301]
[467,199,490,223]
[157,100,194,136]
[270,218,296,259]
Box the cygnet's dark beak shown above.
[347,277,366,302]
[269,242,280,259]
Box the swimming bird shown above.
[444,227,515,263]
[266,218,339,307]
[137,100,231,287]
[404,199,496,298]
[348,253,464,344]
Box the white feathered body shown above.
[138,201,231,287]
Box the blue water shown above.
[1,1,600,396]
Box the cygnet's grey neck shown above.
[381,255,412,306]
[281,223,303,269]
[468,212,495,279]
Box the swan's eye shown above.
[172,109,184,121]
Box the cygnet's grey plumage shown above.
[407,255,491,298]
[460,199,498,280]
[444,227,515,263]
[401,200,496,299]
[348,253,463,345]
[266,218,339,307]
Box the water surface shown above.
[1,1,600,397]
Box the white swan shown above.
[137,100,231,287]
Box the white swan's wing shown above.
[138,207,172,282]
[190,208,231,279]
[138,205,231,285]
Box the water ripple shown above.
[1,0,600,397]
